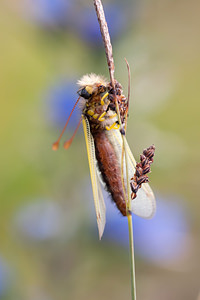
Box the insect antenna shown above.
[63,117,82,149]
[52,96,80,150]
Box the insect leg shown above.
[101,92,109,105]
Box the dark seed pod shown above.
[136,166,143,177]
[143,145,155,160]
[131,192,137,200]
[137,175,149,185]
[130,144,155,200]
[143,164,151,174]
[140,155,148,167]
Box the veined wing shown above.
[111,129,156,219]
[82,115,106,239]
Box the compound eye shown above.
[78,87,91,99]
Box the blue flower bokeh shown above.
[68,3,130,46]
[102,193,190,265]
[45,79,81,130]
[26,0,72,28]
[14,199,64,241]
[24,0,138,46]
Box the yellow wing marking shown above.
[82,115,106,239]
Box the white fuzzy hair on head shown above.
[77,73,108,87]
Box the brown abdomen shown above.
[92,130,127,216]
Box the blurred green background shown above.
[0,0,200,299]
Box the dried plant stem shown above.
[94,0,115,88]
[123,135,137,300]
[121,58,136,300]
[118,79,136,300]
[127,213,137,300]
[119,128,137,300]
[93,1,137,299]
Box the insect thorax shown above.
[77,74,128,132]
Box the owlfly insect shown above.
[53,72,155,238]
[53,1,156,299]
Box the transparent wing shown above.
[111,129,156,219]
[82,115,106,239]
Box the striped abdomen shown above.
[92,130,127,216]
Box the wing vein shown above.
[82,115,106,239]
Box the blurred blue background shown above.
[0,0,200,299]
